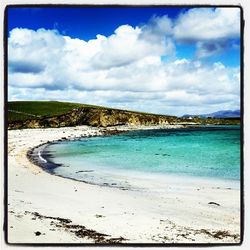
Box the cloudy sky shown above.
[8,7,241,116]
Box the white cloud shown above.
[174,8,240,58]
[91,23,175,69]
[174,8,240,42]
[8,8,241,115]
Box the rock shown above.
[95,214,105,218]
[35,231,41,236]
[208,202,220,206]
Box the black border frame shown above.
[3,4,244,247]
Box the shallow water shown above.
[46,126,241,188]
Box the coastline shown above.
[7,125,241,243]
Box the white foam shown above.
[38,150,47,163]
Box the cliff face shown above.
[8,107,177,129]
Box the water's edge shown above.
[26,125,188,189]
[26,125,240,191]
[26,128,135,190]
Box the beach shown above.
[7,125,241,244]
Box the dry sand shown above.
[7,125,241,244]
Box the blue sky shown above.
[8,7,182,39]
[8,7,241,115]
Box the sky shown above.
[7,6,241,116]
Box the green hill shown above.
[8,101,102,122]
[7,101,240,129]
[7,101,177,129]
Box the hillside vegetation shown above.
[8,101,177,129]
[8,101,240,129]
[8,101,96,122]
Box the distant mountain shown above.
[182,110,240,119]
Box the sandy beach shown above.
[7,125,241,244]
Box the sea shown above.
[44,125,241,190]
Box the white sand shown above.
[7,126,241,244]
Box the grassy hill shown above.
[8,101,175,123]
[7,101,240,129]
[8,101,100,122]
[8,101,177,128]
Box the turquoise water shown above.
[46,126,240,186]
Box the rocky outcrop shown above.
[8,107,177,129]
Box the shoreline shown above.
[28,131,240,192]
[7,125,241,244]
[25,124,184,189]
